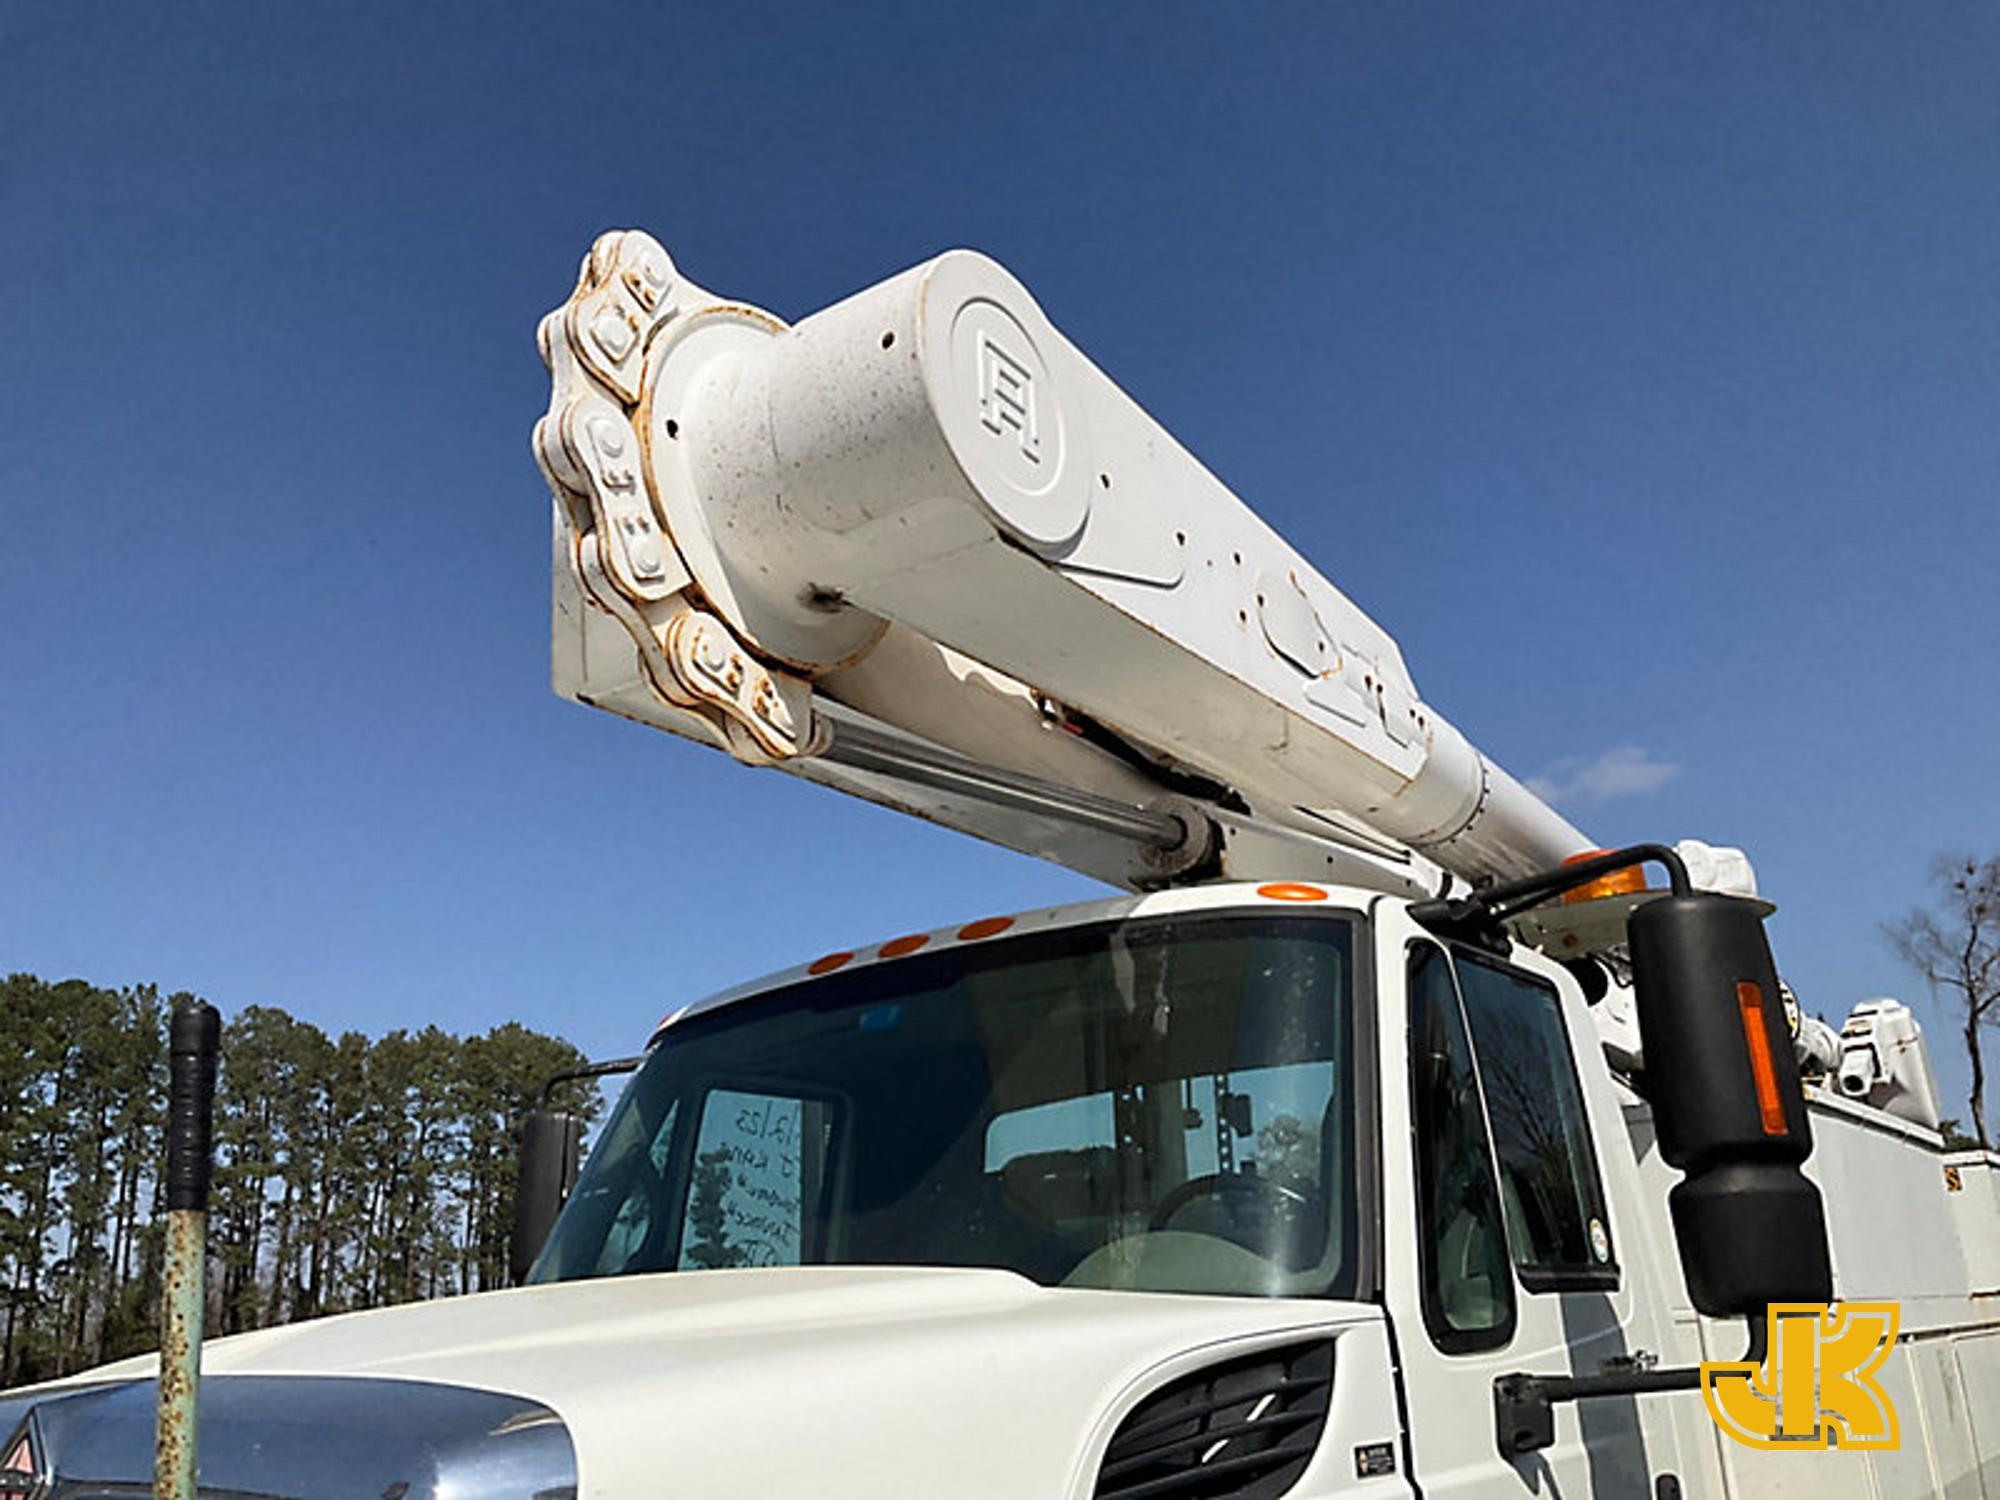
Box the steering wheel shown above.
[1148,1173,1318,1264]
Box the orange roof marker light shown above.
[957,916,1015,941]
[807,951,854,976]
[1257,883,1329,903]
[1560,848,1650,905]
[879,934,931,959]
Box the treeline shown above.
[0,974,598,1388]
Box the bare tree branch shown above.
[1885,853,2000,1148]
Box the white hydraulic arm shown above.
[534,231,1593,894]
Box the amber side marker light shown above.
[1560,848,1650,905]
[807,951,854,975]
[879,934,930,958]
[957,916,1015,941]
[1736,980,1790,1136]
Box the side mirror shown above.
[1629,891,1833,1315]
[1460,849,1831,1456]
[510,1108,583,1286]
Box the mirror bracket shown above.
[1493,1314,1767,1457]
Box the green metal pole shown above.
[157,1002,219,1500]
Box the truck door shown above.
[1373,903,1667,1498]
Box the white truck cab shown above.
[509,879,2000,1497]
[522,879,1683,1496]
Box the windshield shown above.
[533,912,1360,1299]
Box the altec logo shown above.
[1701,1302,1901,1450]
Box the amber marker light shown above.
[957,917,1014,941]
[1257,883,1328,902]
[807,951,854,975]
[879,934,930,958]
[1736,980,1789,1136]
[1560,848,1649,905]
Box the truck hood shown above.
[15,1267,1384,1497]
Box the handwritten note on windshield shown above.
[680,1089,808,1269]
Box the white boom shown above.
[536,231,1593,894]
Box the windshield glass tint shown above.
[533,913,1359,1299]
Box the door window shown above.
[1455,954,1617,1288]
[1408,944,1514,1352]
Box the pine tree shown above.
[0,972,603,1376]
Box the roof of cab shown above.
[645,879,1369,1043]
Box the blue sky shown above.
[4,5,1996,1126]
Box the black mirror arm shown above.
[537,1055,644,1106]
[1493,1311,1767,1457]
[1412,843,1692,951]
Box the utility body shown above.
[2,235,1996,1499]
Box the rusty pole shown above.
[156,1002,219,1500]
